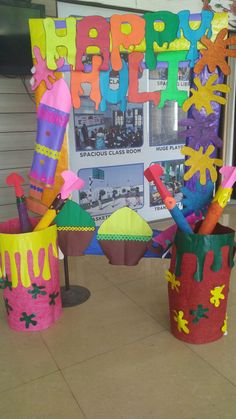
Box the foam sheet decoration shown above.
[76,16,110,71]
[168,223,235,344]
[0,219,62,332]
[29,13,228,60]
[177,10,214,67]
[153,212,203,251]
[144,11,180,70]
[128,52,160,106]
[31,46,64,91]
[156,51,189,108]
[181,144,223,184]
[181,181,214,216]
[43,17,77,70]
[71,55,102,110]
[182,74,230,115]
[55,199,95,256]
[29,78,72,186]
[99,59,128,112]
[179,109,223,149]
[97,207,153,266]
[110,14,146,71]
[0,221,58,288]
[194,28,236,75]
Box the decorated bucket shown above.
[0,218,62,332]
[166,223,235,344]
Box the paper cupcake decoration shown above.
[97,207,153,266]
[55,200,95,256]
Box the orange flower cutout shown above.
[194,28,236,75]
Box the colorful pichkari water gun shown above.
[198,166,236,235]
[33,170,84,232]
[144,164,193,234]
[27,78,72,215]
[6,173,32,233]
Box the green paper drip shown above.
[97,234,151,242]
[174,229,235,282]
[156,51,189,108]
[144,11,180,70]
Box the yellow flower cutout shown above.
[173,310,190,334]
[165,270,180,292]
[210,285,225,308]
[221,314,228,336]
[182,74,230,115]
[181,144,223,185]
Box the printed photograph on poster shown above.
[74,98,143,151]
[149,159,184,207]
[78,163,144,217]
[149,62,190,147]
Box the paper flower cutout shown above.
[173,310,190,334]
[19,312,38,329]
[194,28,236,75]
[31,46,64,91]
[182,74,230,115]
[210,285,225,307]
[181,181,214,216]
[49,292,60,306]
[165,270,180,292]
[4,298,13,315]
[189,304,209,323]
[181,144,223,185]
[178,109,223,149]
[221,314,228,335]
[0,274,12,291]
[28,283,47,299]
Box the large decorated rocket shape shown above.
[29,78,71,186]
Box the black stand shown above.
[60,256,91,308]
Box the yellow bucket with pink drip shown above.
[0,218,62,331]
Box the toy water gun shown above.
[34,171,84,232]
[6,173,32,233]
[144,164,193,234]
[198,166,236,235]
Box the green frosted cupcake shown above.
[55,200,95,256]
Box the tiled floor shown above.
[0,205,235,419]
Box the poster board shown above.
[57,2,191,224]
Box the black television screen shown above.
[0,1,45,76]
